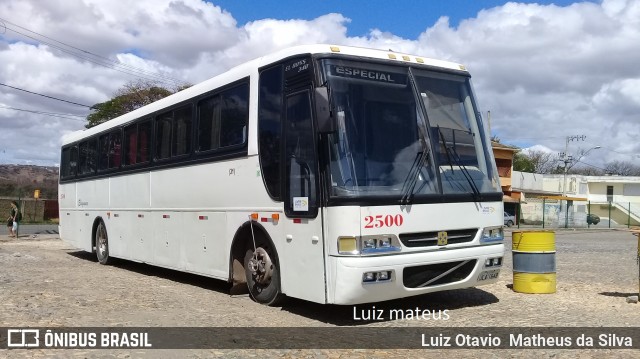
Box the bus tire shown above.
[244,244,284,306]
[95,220,112,265]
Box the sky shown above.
[0,0,638,170]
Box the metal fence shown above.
[512,199,640,229]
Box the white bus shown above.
[59,44,504,306]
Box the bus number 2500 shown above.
[364,214,404,228]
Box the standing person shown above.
[6,209,12,236]
[8,201,19,238]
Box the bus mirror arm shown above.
[314,87,335,133]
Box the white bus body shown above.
[59,44,504,305]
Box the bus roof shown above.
[62,44,468,145]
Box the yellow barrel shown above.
[512,231,556,294]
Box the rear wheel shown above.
[95,221,112,265]
[506,220,514,227]
[244,243,284,306]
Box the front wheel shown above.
[244,244,284,306]
[95,221,112,265]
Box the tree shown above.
[86,80,190,128]
[513,152,535,172]
[513,150,557,174]
[568,166,604,176]
[604,160,640,176]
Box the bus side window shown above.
[197,82,249,153]
[173,105,192,157]
[220,84,249,148]
[197,96,220,152]
[78,138,97,175]
[98,134,110,171]
[61,146,78,179]
[109,130,122,169]
[156,113,172,160]
[138,121,150,163]
[124,124,137,165]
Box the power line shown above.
[576,160,606,171]
[0,17,186,87]
[0,82,91,108]
[0,104,86,122]
[601,146,640,157]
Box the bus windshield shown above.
[320,59,501,202]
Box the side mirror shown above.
[314,87,335,133]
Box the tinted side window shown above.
[123,123,137,166]
[197,82,248,153]
[156,105,192,160]
[124,121,152,166]
[220,84,248,148]
[173,106,192,157]
[258,65,283,200]
[98,133,110,171]
[197,96,219,152]
[61,146,78,179]
[156,113,172,160]
[78,139,97,175]
[98,130,122,171]
[138,121,151,163]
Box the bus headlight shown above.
[481,226,504,243]
[337,235,402,255]
[379,238,392,248]
[363,238,376,249]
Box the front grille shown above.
[403,260,477,288]
[399,228,478,248]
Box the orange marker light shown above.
[271,213,280,221]
[251,213,259,220]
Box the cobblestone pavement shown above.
[0,229,638,358]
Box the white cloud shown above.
[522,145,556,154]
[0,0,638,168]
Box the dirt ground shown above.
[0,228,638,358]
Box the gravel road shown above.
[0,228,638,358]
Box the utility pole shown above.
[559,135,586,228]
[559,135,586,197]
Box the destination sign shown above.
[330,65,406,84]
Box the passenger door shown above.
[280,88,326,304]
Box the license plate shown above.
[477,269,500,281]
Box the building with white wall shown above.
[512,172,640,227]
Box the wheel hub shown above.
[248,247,273,285]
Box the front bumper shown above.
[328,243,504,304]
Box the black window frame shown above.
[77,138,97,177]
[97,129,123,172]
[196,81,250,157]
[123,119,152,168]
[60,145,78,180]
[59,77,250,184]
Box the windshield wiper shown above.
[400,150,429,204]
[399,68,434,205]
[437,126,481,201]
